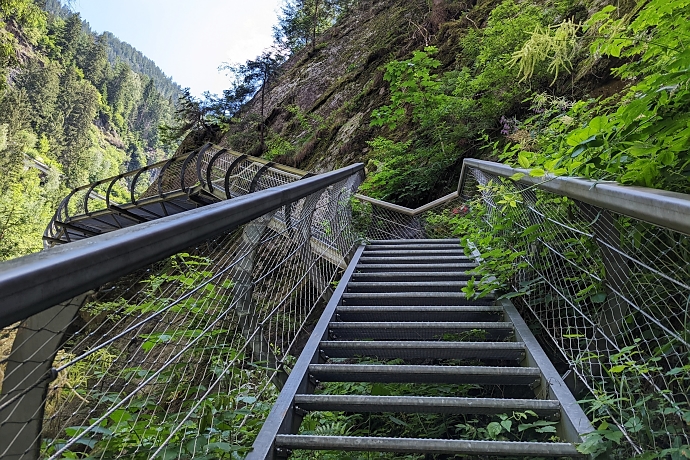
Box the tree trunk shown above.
[259,64,267,154]
[312,0,319,52]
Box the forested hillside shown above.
[43,0,181,100]
[0,0,180,260]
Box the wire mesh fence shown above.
[351,193,467,241]
[0,168,363,459]
[459,165,690,456]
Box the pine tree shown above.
[57,13,82,63]
[233,50,285,153]
[82,34,108,88]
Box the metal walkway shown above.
[250,239,592,458]
[6,153,686,458]
[43,144,309,246]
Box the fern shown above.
[510,19,579,84]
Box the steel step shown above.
[358,256,473,264]
[341,292,494,306]
[293,395,560,418]
[364,244,462,250]
[328,322,513,341]
[351,271,472,282]
[309,364,541,386]
[368,239,460,245]
[360,249,467,256]
[346,281,469,293]
[275,435,583,457]
[355,263,476,273]
[319,340,525,361]
[335,306,503,322]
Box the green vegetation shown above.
[363,0,690,204]
[363,0,556,205]
[42,252,275,459]
[2,0,689,457]
[358,0,690,457]
[274,0,358,54]
[0,0,179,260]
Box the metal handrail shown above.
[459,159,690,236]
[353,191,459,216]
[0,164,364,329]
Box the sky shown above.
[71,0,283,97]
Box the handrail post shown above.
[231,211,289,389]
[576,202,631,375]
[0,293,91,460]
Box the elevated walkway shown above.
[250,239,592,458]
[2,153,688,459]
[43,144,307,245]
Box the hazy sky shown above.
[71,0,283,96]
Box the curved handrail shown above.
[43,145,312,245]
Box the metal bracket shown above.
[293,405,308,417]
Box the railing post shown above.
[299,189,332,298]
[576,202,630,374]
[0,293,90,460]
[231,211,289,389]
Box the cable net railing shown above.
[0,162,362,459]
[459,164,690,456]
[7,149,689,459]
[351,193,467,240]
[43,144,306,246]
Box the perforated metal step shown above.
[319,340,525,361]
[335,305,503,322]
[293,394,561,417]
[275,435,584,457]
[364,243,462,250]
[346,281,469,292]
[328,321,514,341]
[341,291,494,306]
[355,262,476,272]
[359,255,473,264]
[351,271,472,281]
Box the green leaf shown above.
[603,430,624,443]
[517,152,531,169]
[388,415,409,427]
[609,365,627,373]
[109,409,133,424]
[529,168,545,177]
[624,416,644,433]
[206,442,243,453]
[536,425,557,433]
[236,395,257,404]
[658,150,675,166]
[499,291,526,300]
[590,292,607,303]
[509,172,525,181]
[73,438,97,448]
[371,383,391,396]
[487,421,503,438]
[500,419,513,432]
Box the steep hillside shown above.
[219,0,680,207]
[42,0,182,100]
[0,0,181,259]
[223,0,433,173]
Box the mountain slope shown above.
[0,0,181,259]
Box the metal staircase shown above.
[250,239,593,459]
